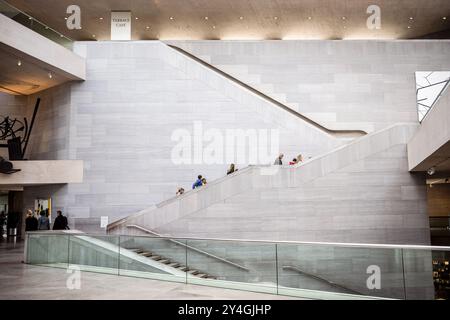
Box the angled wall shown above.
[167,40,450,133]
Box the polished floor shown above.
[0,238,300,300]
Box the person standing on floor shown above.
[25,209,38,232]
[37,211,50,230]
[52,210,68,230]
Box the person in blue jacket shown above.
[192,175,203,189]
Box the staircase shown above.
[127,247,217,279]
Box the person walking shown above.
[192,175,203,189]
[176,187,185,196]
[25,209,38,231]
[52,210,68,230]
[274,153,284,165]
[227,164,237,175]
[37,211,50,230]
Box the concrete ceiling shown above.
[0,43,72,95]
[4,0,450,41]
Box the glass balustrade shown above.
[0,0,73,49]
[24,231,450,300]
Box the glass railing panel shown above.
[403,248,450,300]
[277,243,405,299]
[0,0,73,49]
[26,232,69,268]
[118,235,187,283]
[185,239,277,294]
[68,234,119,275]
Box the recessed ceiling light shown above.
[28,17,32,20]
[274,16,278,20]
[135,17,139,20]
[212,25,216,29]
[342,16,346,20]
[146,26,150,29]
[409,17,414,20]
[239,16,244,20]
[307,16,312,20]
[407,25,411,29]
[48,72,52,79]
[64,17,68,20]
[59,34,63,38]
[169,16,174,20]
[17,60,21,66]
[443,17,447,20]
[204,16,208,20]
[99,17,103,20]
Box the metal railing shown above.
[24,230,449,300]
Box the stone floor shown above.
[0,238,301,300]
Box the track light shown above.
[427,167,436,176]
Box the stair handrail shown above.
[107,123,417,233]
[165,43,366,138]
[106,165,255,231]
[126,224,250,272]
[282,265,363,295]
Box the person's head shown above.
[27,209,33,217]
[229,163,235,170]
[202,178,207,184]
[57,210,62,216]
[197,175,202,180]
[297,154,303,161]
[279,153,284,159]
[292,158,297,163]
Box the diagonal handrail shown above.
[126,224,250,271]
[166,44,366,139]
[282,265,363,295]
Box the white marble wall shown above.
[21,41,341,230]
[112,124,430,245]
[167,40,450,133]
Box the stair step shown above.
[139,252,153,257]
[178,266,188,271]
[187,270,200,275]
[151,255,162,260]
[195,273,208,278]
[159,259,171,264]
[128,248,143,253]
[169,262,180,268]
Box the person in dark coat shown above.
[25,210,38,232]
[52,210,68,230]
[37,211,50,230]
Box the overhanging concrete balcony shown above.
[408,85,450,173]
[0,160,83,188]
[0,6,86,95]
